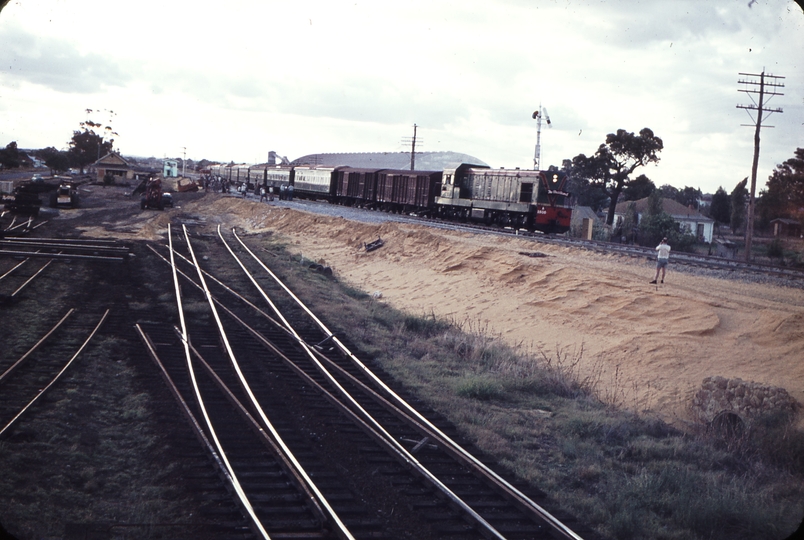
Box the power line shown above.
[736,70,784,262]
[401,124,421,170]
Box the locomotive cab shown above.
[435,164,572,233]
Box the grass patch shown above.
[0,247,206,539]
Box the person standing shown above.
[650,238,671,284]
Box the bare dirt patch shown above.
[69,189,804,423]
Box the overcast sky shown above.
[1,0,802,193]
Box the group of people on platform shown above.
[257,182,293,202]
[199,175,293,202]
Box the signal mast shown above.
[532,105,551,171]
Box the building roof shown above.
[614,197,714,222]
[770,218,800,225]
[289,151,488,170]
[94,152,130,167]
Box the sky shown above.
[0,0,802,194]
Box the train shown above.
[208,163,572,233]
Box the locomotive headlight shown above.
[552,174,558,183]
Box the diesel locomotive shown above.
[209,163,572,233]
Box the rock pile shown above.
[692,376,799,423]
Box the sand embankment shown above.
[170,197,804,422]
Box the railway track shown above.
[135,223,593,540]
[285,198,804,284]
[0,237,131,263]
[0,236,261,538]
[0,309,108,437]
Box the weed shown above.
[454,376,504,401]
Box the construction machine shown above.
[50,182,80,208]
[140,176,165,210]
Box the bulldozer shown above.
[139,176,165,210]
[49,182,80,208]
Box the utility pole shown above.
[182,147,187,177]
[736,70,784,261]
[401,124,420,170]
[410,124,417,170]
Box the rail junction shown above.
[133,223,591,539]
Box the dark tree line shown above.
[1,112,117,175]
[703,148,802,234]
[566,131,802,238]
[0,141,22,169]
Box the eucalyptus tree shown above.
[570,128,664,225]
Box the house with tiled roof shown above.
[613,196,714,243]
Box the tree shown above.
[676,186,702,209]
[659,184,680,201]
[616,201,638,243]
[69,110,118,173]
[0,141,21,169]
[571,128,663,225]
[709,187,731,226]
[69,129,113,173]
[730,178,748,234]
[638,212,696,252]
[646,189,663,216]
[38,147,71,174]
[567,176,609,212]
[758,147,804,226]
[622,174,655,201]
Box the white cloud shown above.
[0,0,802,193]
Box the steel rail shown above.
[178,225,356,540]
[166,224,272,540]
[528,235,804,281]
[0,239,130,254]
[153,240,538,539]
[206,288,510,540]
[219,226,510,540]
[0,309,109,438]
[134,325,255,536]
[10,259,54,298]
[1,237,123,245]
[7,217,33,232]
[156,239,576,538]
[148,245,283,331]
[159,239,581,538]
[0,250,126,263]
[0,309,75,385]
[0,258,29,283]
[231,229,584,540]
[174,326,329,529]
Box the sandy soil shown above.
[65,190,804,422]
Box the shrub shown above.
[767,238,784,258]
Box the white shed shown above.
[613,197,715,243]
